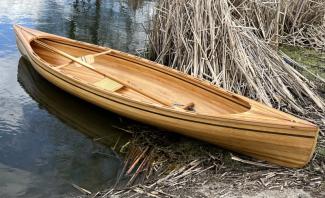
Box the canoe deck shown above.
[14,25,319,168]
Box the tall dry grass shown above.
[148,0,325,112]
[234,0,325,50]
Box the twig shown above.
[231,154,279,168]
[71,183,92,195]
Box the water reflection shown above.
[128,0,147,11]
[0,0,155,197]
[36,0,155,53]
[2,57,133,197]
[17,57,130,148]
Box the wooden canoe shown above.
[14,25,319,168]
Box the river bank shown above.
[86,52,325,196]
[86,0,325,196]
[81,47,324,197]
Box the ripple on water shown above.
[0,99,25,136]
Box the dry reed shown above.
[147,0,325,112]
[234,0,325,50]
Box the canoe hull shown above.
[14,25,319,168]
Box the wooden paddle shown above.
[34,40,194,111]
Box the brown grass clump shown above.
[148,0,325,112]
[234,0,325,50]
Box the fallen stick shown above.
[231,154,279,168]
[71,183,92,195]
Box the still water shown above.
[0,0,155,197]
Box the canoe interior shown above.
[30,38,250,116]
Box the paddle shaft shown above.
[34,40,173,107]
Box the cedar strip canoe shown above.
[14,25,319,168]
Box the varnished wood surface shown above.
[14,25,319,168]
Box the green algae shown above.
[280,45,325,80]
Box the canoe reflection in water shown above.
[17,57,130,149]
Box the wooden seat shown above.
[93,78,124,92]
